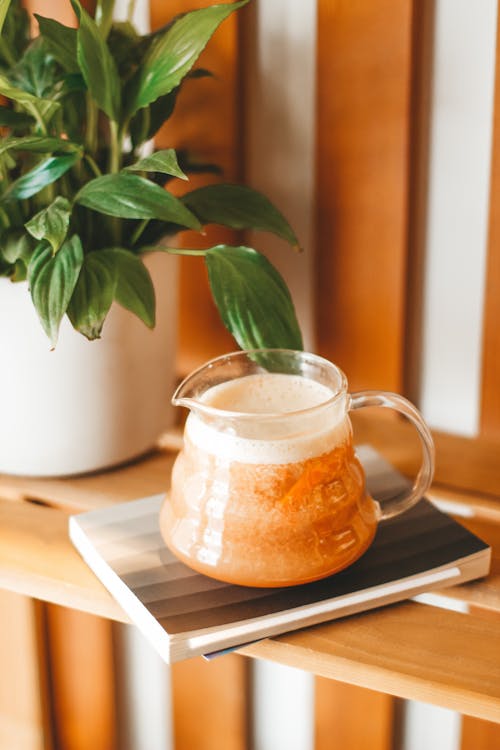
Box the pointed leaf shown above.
[34,14,79,73]
[28,235,84,345]
[126,0,248,117]
[205,245,303,350]
[0,135,82,154]
[6,152,80,200]
[183,183,299,247]
[0,0,12,36]
[67,249,117,339]
[99,247,155,328]
[71,0,121,121]
[75,173,201,229]
[124,149,187,180]
[25,197,72,254]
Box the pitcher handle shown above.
[349,391,435,520]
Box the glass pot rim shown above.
[172,348,348,423]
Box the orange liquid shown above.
[161,434,378,587]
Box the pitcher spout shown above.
[171,356,222,416]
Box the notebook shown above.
[69,446,491,663]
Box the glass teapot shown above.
[160,350,435,587]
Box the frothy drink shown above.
[161,373,379,586]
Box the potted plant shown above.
[0,0,302,476]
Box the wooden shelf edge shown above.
[240,602,500,724]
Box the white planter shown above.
[0,252,178,477]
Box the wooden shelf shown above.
[1,424,500,723]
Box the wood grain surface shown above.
[172,655,250,750]
[0,591,51,750]
[315,0,414,393]
[44,605,117,750]
[241,601,500,723]
[315,679,395,750]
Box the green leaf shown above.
[126,0,248,117]
[34,14,79,73]
[0,227,34,264]
[6,152,80,200]
[1,0,30,65]
[205,245,303,350]
[0,135,82,154]
[0,73,60,125]
[95,0,115,39]
[0,105,34,128]
[0,0,12,36]
[183,184,299,247]
[8,37,61,99]
[124,149,187,180]
[100,247,155,328]
[75,173,201,229]
[28,235,84,345]
[67,250,117,339]
[25,197,72,254]
[71,0,121,121]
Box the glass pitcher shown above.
[160,350,435,587]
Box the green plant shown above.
[0,0,302,349]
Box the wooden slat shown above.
[241,601,500,723]
[460,608,500,747]
[315,0,414,392]
[480,0,500,438]
[0,591,52,750]
[150,0,242,376]
[315,679,394,750]
[461,716,500,750]
[172,655,249,750]
[44,605,117,750]
[403,0,435,403]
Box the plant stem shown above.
[85,95,98,155]
[109,120,122,245]
[131,218,149,246]
[84,154,102,178]
[109,120,121,174]
[156,246,208,256]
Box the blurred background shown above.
[2,0,500,748]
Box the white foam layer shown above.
[201,373,335,414]
[186,373,349,465]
